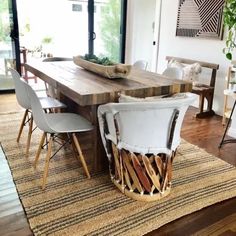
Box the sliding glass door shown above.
[0,0,20,90]
[93,0,126,62]
[16,0,126,63]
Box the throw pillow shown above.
[182,63,202,82]
[167,59,202,83]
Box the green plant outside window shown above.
[0,0,10,43]
[99,0,120,62]
[223,0,236,60]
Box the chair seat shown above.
[39,97,66,109]
[45,113,93,133]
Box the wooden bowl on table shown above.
[73,55,132,79]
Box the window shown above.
[72,4,82,12]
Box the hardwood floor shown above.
[0,93,236,236]
[0,138,32,235]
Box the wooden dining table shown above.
[25,60,192,171]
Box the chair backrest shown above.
[98,93,196,156]
[162,67,183,80]
[9,68,31,109]
[42,57,73,62]
[133,60,148,70]
[24,80,54,133]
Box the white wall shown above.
[125,0,156,70]
[228,107,236,138]
[157,0,231,115]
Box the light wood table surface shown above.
[25,60,192,171]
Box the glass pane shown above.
[0,0,15,90]
[17,0,88,58]
[94,0,121,62]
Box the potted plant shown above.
[229,79,236,91]
[41,36,53,57]
[223,0,236,60]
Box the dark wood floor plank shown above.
[0,183,17,194]
[0,177,15,185]
[0,205,24,218]
[0,192,20,204]
[195,212,236,235]
[3,228,33,236]
[0,187,17,198]
[0,197,23,213]
[1,167,12,176]
[149,196,236,235]
[0,212,32,236]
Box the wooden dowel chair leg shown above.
[17,109,28,142]
[72,133,90,179]
[34,132,46,168]
[26,115,33,157]
[42,135,53,190]
[70,135,79,160]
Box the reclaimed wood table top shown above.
[25,60,192,106]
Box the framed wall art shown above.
[176,0,225,39]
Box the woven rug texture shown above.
[1,112,236,236]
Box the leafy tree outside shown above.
[99,0,121,62]
[0,0,10,43]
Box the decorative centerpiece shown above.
[73,54,132,79]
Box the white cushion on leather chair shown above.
[118,92,187,103]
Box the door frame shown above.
[88,0,127,63]
[152,0,162,72]
[125,0,162,72]
[120,0,127,63]
[10,0,21,74]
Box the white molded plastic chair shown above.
[10,68,66,156]
[98,93,196,201]
[162,67,183,80]
[25,80,93,189]
[133,60,148,70]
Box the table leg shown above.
[90,105,108,171]
[219,100,236,148]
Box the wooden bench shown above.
[166,56,219,118]
[20,47,38,83]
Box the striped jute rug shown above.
[1,112,236,236]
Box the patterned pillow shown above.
[182,63,202,82]
[167,59,202,82]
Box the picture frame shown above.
[176,0,225,39]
